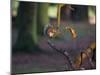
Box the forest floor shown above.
[12,20,96,74]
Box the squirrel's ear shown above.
[65,27,77,39]
[70,28,77,39]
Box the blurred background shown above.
[11,0,96,74]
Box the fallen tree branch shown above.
[48,40,96,70]
[73,42,96,69]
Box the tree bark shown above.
[13,2,38,52]
[37,3,49,36]
[13,2,49,52]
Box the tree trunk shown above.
[13,2,38,52]
[37,3,49,36]
[71,5,88,21]
[13,2,49,52]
